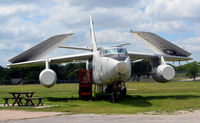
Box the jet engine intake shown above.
[152,64,175,82]
[39,69,57,88]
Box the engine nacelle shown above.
[152,64,175,83]
[39,69,57,88]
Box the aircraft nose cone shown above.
[115,62,129,74]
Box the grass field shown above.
[1,81,200,114]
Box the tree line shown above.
[0,63,86,85]
[0,61,199,85]
[174,61,200,81]
[131,61,200,81]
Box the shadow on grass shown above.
[93,93,152,107]
[144,95,200,100]
[46,97,79,102]
[93,93,200,107]
[46,94,200,107]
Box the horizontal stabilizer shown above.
[59,46,92,51]
[115,43,131,47]
[9,33,74,63]
[130,31,191,57]
[132,59,144,63]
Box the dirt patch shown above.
[0,110,64,121]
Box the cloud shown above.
[94,29,152,53]
[0,43,7,50]
[0,0,200,66]
[144,0,200,21]
[179,37,200,52]
[136,21,191,34]
[23,43,31,51]
[174,36,200,61]
[0,4,36,16]
[67,0,139,9]
[95,30,133,44]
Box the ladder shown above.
[79,69,92,100]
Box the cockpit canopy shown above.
[100,47,127,55]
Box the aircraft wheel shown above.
[112,92,119,103]
[120,87,127,97]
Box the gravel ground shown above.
[0,110,63,122]
[1,110,200,123]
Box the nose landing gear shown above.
[97,81,127,103]
[111,81,127,103]
[120,82,127,97]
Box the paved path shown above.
[2,110,200,123]
[180,76,200,81]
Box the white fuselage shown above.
[92,48,131,85]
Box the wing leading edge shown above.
[128,52,192,61]
[8,53,93,68]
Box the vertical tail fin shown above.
[89,15,97,51]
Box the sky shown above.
[0,0,200,66]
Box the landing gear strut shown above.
[112,92,119,103]
[111,81,127,103]
[111,83,120,103]
[120,82,127,97]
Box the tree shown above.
[174,64,187,73]
[185,61,200,81]
[131,61,151,81]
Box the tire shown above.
[112,92,119,103]
[120,87,127,97]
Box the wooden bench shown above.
[3,97,23,106]
[25,97,43,106]
[3,97,14,106]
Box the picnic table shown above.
[3,92,43,107]
[8,92,35,106]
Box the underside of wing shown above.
[128,52,192,61]
[9,33,74,63]
[130,31,191,57]
[8,53,93,68]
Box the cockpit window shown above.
[101,47,127,55]
[117,48,127,53]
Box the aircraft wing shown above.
[130,31,191,57]
[8,53,93,68]
[9,33,74,63]
[128,52,192,61]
